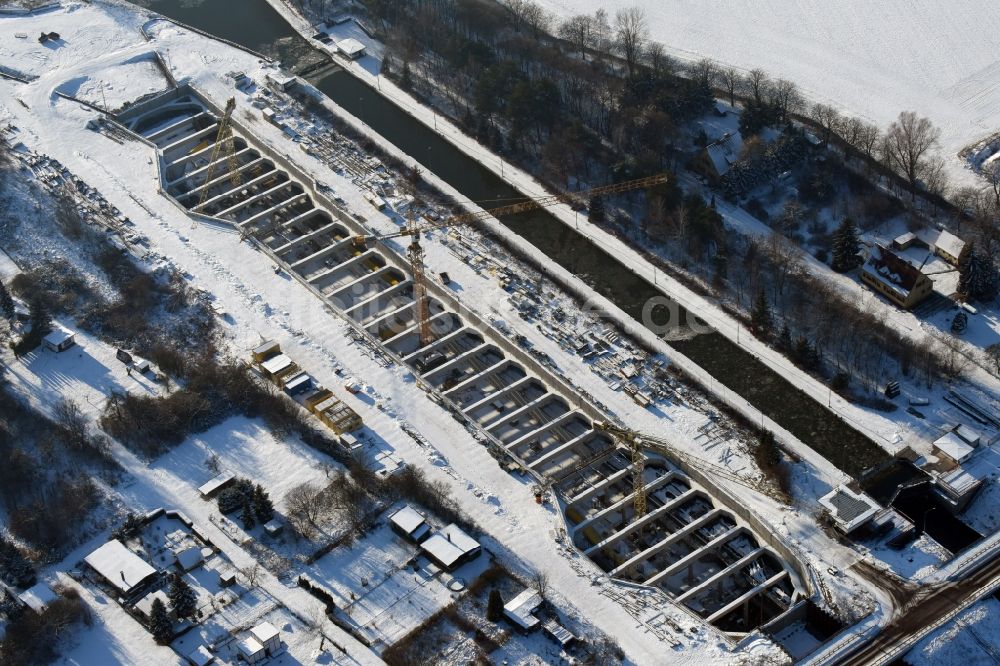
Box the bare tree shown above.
[286,482,326,531]
[559,15,593,58]
[855,121,881,162]
[241,562,262,588]
[644,41,668,76]
[614,7,647,78]
[532,570,550,599]
[504,0,529,32]
[986,343,1000,375]
[745,68,768,104]
[769,79,802,123]
[884,111,942,198]
[690,58,718,89]
[721,67,741,107]
[810,104,841,145]
[983,160,1000,208]
[592,9,611,53]
[523,3,550,39]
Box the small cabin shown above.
[43,327,76,352]
[389,505,431,543]
[198,472,235,499]
[237,637,267,665]
[503,588,542,631]
[250,622,281,655]
[336,38,366,60]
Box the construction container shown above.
[252,340,281,363]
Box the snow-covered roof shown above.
[238,637,265,658]
[892,232,917,247]
[705,131,743,177]
[134,588,169,618]
[938,465,983,496]
[176,546,203,571]
[284,372,312,392]
[252,340,279,357]
[818,486,880,533]
[43,326,75,348]
[421,533,465,568]
[389,505,427,535]
[543,618,576,645]
[503,588,542,630]
[18,582,57,613]
[187,645,214,666]
[251,621,279,644]
[260,353,293,375]
[440,523,479,554]
[862,244,925,297]
[916,228,965,259]
[84,539,157,595]
[336,38,365,56]
[955,424,982,446]
[198,472,234,497]
[933,432,975,463]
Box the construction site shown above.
[117,83,808,636]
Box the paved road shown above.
[835,551,1000,665]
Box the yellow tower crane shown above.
[592,421,778,521]
[353,173,670,351]
[196,97,242,214]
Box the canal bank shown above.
[131,0,891,481]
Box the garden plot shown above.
[382,565,601,665]
[303,521,485,652]
[151,416,332,511]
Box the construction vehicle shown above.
[196,97,241,214]
[592,421,776,521]
[353,173,669,353]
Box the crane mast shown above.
[197,97,241,213]
[405,213,433,348]
[593,421,776,519]
[355,174,669,356]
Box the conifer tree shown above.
[588,195,605,224]
[241,498,256,530]
[958,243,998,302]
[831,218,860,272]
[751,288,772,337]
[253,484,274,523]
[486,588,504,622]
[149,597,173,644]
[0,281,13,320]
[168,573,197,620]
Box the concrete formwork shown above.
[117,85,806,636]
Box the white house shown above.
[43,326,76,352]
[250,622,281,655]
[336,38,366,60]
[237,637,267,665]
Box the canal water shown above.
[133,0,889,479]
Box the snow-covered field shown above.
[536,0,1000,187]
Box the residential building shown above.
[860,244,934,309]
[84,539,158,597]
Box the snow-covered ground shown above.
[1,4,722,662]
[536,0,1000,188]
[907,596,1000,665]
[6,1,989,662]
